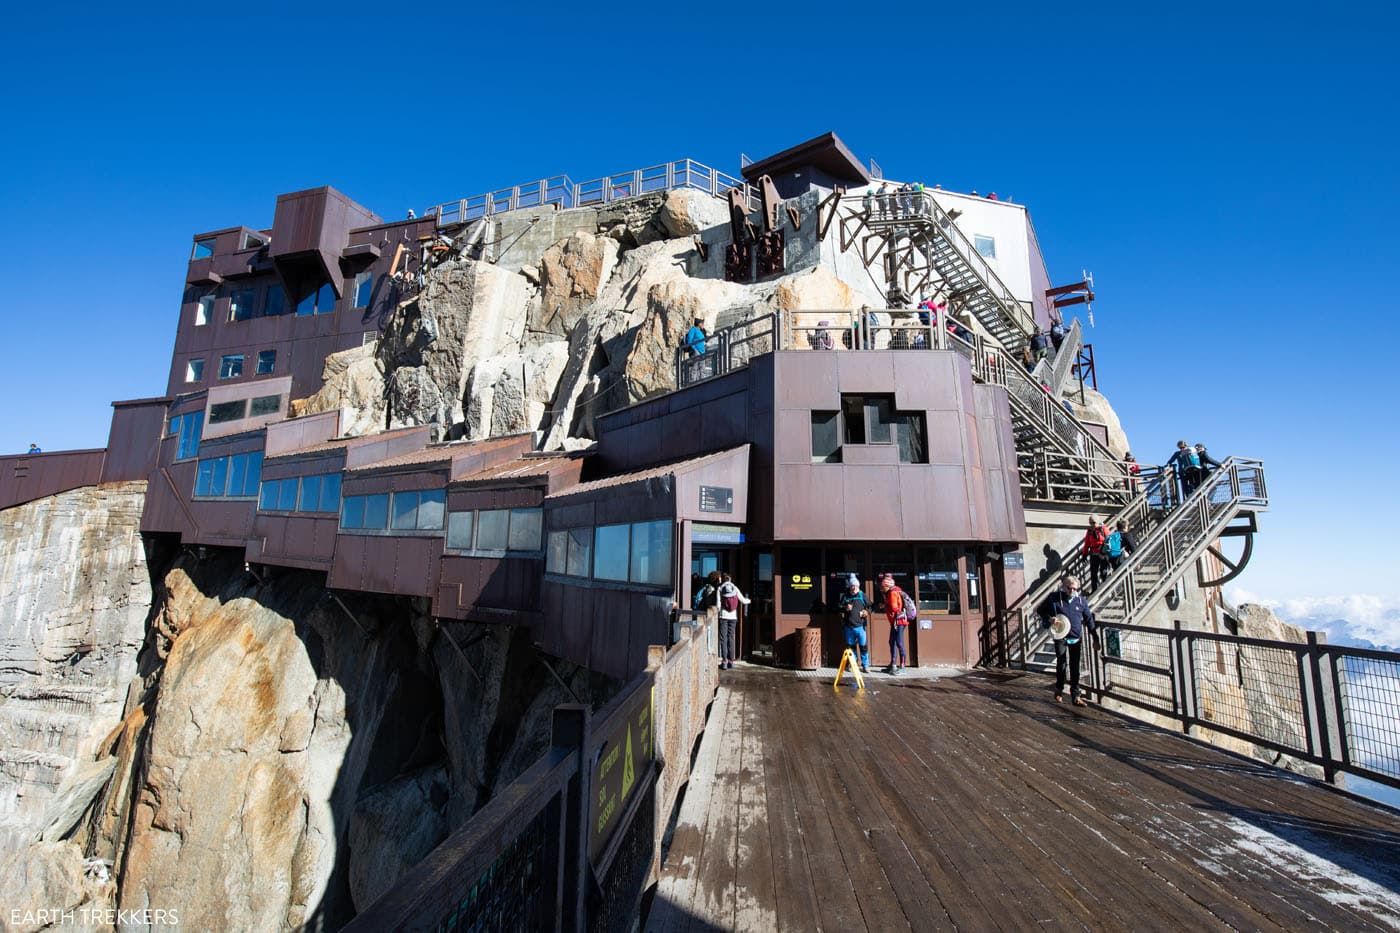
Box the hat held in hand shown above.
[1050,614,1072,640]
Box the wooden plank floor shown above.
[647,669,1400,932]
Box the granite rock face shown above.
[289,344,386,437]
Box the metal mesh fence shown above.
[1101,625,1175,710]
[1337,653,1400,781]
[1191,639,1308,754]
[439,800,556,933]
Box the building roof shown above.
[264,425,427,462]
[547,446,746,500]
[740,132,870,186]
[456,452,587,485]
[346,432,533,474]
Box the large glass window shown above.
[320,473,341,512]
[916,547,961,614]
[867,397,894,444]
[447,511,474,550]
[297,281,338,316]
[193,451,260,499]
[546,529,567,574]
[278,477,299,511]
[811,410,841,463]
[566,527,592,577]
[208,400,248,424]
[229,289,256,322]
[837,395,926,463]
[593,524,631,581]
[250,394,280,417]
[192,238,216,260]
[363,494,389,529]
[263,284,286,317]
[219,355,244,379]
[507,508,542,551]
[629,520,672,586]
[255,351,277,375]
[195,295,214,326]
[172,410,203,460]
[477,509,510,550]
[341,495,365,528]
[299,475,322,512]
[895,412,928,464]
[259,480,280,510]
[353,271,373,309]
[185,359,204,383]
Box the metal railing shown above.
[430,159,753,226]
[348,618,718,932]
[1088,621,1400,791]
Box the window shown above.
[507,508,542,551]
[219,355,244,379]
[193,451,261,499]
[916,547,961,614]
[299,475,322,512]
[811,410,841,463]
[259,480,280,511]
[278,477,298,511]
[417,490,445,530]
[447,511,475,550]
[296,281,338,316]
[192,238,216,260]
[208,399,248,424]
[341,495,365,528]
[320,473,341,512]
[340,493,390,530]
[842,396,866,445]
[974,235,996,260]
[195,295,214,326]
[185,359,205,383]
[256,351,277,375]
[250,394,280,417]
[241,232,266,250]
[594,524,631,581]
[837,395,926,463]
[169,410,203,460]
[263,285,286,317]
[389,489,445,531]
[476,509,510,550]
[867,397,894,444]
[629,520,672,586]
[353,271,373,309]
[894,412,928,464]
[566,527,592,577]
[546,529,567,573]
[230,289,256,322]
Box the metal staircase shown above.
[838,192,1037,354]
[1012,458,1268,672]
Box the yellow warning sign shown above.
[620,726,636,799]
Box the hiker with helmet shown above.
[879,574,914,675]
[1037,574,1096,706]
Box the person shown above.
[1196,444,1222,476]
[1169,440,1201,500]
[1037,575,1095,705]
[876,182,891,218]
[1050,318,1066,351]
[809,320,835,350]
[1116,521,1138,557]
[1029,329,1050,363]
[862,187,875,217]
[694,570,720,611]
[27,443,41,454]
[879,574,911,674]
[684,318,706,357]
[1020,345,1036,374]
[987,191,999,201]
[717,572,750,670]
[917,297,936,326]
[1083,517,1109,591]
[1104,523,1126,572]
[837,574,870,673]
[1123,452,1140,492]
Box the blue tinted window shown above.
[593,524,631,581]
[259,481,278,510]
[192,238,215,260]
[319,473,341,512]
[219,355,244,379]
[299,475,322,512]
[316,282,337,314]
[263,285,285,317]
[243,453,262,496]
[392,491,419,530]
[230,289,255,322]
[341,495,365,529]
[229,454,248,497]
[278,478,298,511]
[194,459,214,497]
[177,411,203,459]
[256,351,276,375]
[353,272,373,309]
[210,457,228,497]
[296,289,316,316]
[363,493,389,529]
[417,489,445,531]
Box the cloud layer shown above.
[1226,589,1400,652]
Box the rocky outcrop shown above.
[530,232,620,338]
[0,483,150,857]
[659,188,730,238]
[289,345,386,437]
[1067,384,1132,457]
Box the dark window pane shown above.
[263,284,285,317]
[870,548,914,612]
[867,397,894,444]
[842,396,866,444]
[255,351,276,375]
[279,478,298,511]
[219,355,244,379]
[230,289,255,322]
[319,473,341,512]
[186,359,204,383]
[249,394,280,416]
[916,547,960,614]
[392,491,419,530]
[630,520,672,585]
[300,475,322,512]
[208,400,247,424]
[810,410,841,463]
[417,490,445,530]
[546,529,567,573]
[341,495,365,529]
[447,512,474,549]
[363,494,389,529]
[316,282,337,314]
[964,551,982,611]
[896,412,927,463]
[507,507,540,550]
[780,546,823,615]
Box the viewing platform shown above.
[649,668,1400,931]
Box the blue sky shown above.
[1,2,1396,604]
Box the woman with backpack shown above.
[879,574,913,675]
[717,573,750,671]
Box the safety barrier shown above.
[347,616,718,932]
[1089,621,1400,791]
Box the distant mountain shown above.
[1226,591,1400,653]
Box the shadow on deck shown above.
[648,668,1400,931]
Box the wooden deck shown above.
[647,668,1400,932]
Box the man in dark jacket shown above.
[1038,575,1096,705]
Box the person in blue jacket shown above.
[1038,574,1096,706]
[684,318,706,357]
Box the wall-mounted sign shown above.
[698,485,733,513]
[692,523,744,545]
[590,687,655,863]
[1003,552,1025,570]
[788,573,814,591]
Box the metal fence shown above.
[430,159,752,226]
[1090,621,1400,790]
[348,618,718,932]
